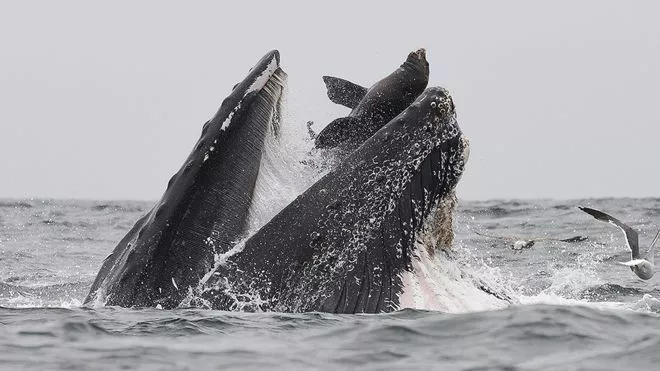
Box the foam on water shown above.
[6,296,83,309]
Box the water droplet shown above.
[326,200,341,210]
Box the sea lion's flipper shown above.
[322,76,368,109]
[314,116,363,149]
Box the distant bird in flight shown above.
[579,206,660,280]
[474,231,587,253]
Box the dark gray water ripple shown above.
[1,305,659,370]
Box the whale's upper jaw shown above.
[84,51,288,308]
[207,50,285,135]
[147,50,288,248]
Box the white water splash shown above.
[399,242,510,313]
[453,223,660,315]
[245,97,326,234]
[4,294,83,309]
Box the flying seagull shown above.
[475,231,587,253]
[578,206,660,280]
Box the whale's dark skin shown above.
[314,48,429,151]
[201,87,468,313]
[85,50,287,308]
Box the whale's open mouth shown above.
[85,49,472,314]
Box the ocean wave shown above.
[0,201,33,209]
[91,203,147,213]
[580,284,647,301]
[39,219,92,228]
[0,305,658,370]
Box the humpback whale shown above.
[314,48,429,151]
[85,50,287,308]
[200,86,469,313]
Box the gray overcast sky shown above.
[0,1,658,201]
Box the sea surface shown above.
[2,197,660,370]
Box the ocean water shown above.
[2,197,660,370]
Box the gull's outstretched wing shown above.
[579,206,639,259]
[647,228,660,265]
